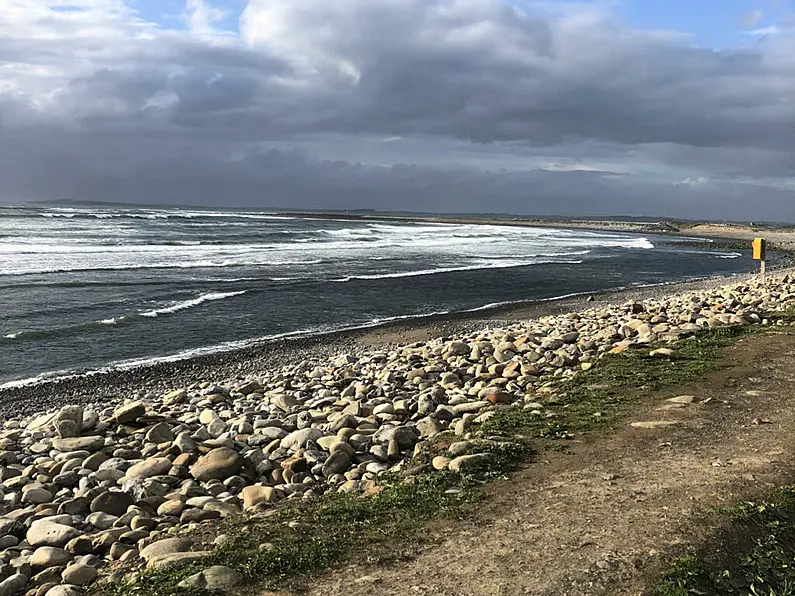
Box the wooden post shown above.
[753,238,767,279]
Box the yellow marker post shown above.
[753,237,767,279]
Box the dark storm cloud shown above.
[1,0,795,218]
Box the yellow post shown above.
[752,238,767,279]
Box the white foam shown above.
[331,259,583,282]
[2,205,664,278]
[139,291,247,318]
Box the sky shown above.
[1,0,795,220]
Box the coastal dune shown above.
[0,271,793,593]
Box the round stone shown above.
[90,491,134,517]
[61,563,98,586]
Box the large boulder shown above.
[0,574,28,596]
[448,454,493,474]
[113,401,146,424]
[189,448,243,482]
[145,422,174,444]
[53,406,84,438]
[61,563,98,586]
[321,451,351,477]
[30,546,72,569]
[147,551,209,570]
[27,520,81,548]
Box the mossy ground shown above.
[102,325,755,596]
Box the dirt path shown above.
[302,331,795,596]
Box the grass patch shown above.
[103,326,753,596]
[563,326,750,431]
[652,488,795,596]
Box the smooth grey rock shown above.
[373,425,418,449]
[189,448,243,482]
[55,420,79,440]
[26,520,81,548]
[448,453,493,474]
[90,491,134,517]
[139,537,191,563]
[113,402,146,424]
[52,437,104,453]
[280,428,323,451]
[146,551,209,570]
[177,565,243,590]
[44,586,81,596]
[86,512,118,530]
[93,468,124,483]
[241,484,277,509]
[321,451,350,477]
[61,564,97,586]
[30,547,72,569]
[0,574,27,596]
[145,422,174,444]
[125,457,172,479]
[21,487,53,505]
[174,433,198,453]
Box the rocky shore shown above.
[0,272,794,596]
[0,272,769,419]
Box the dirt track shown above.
[302,331,795,596]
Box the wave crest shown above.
[140,291,247,318]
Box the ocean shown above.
[0,204,752,388]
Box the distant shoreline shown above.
[270,211,795,253]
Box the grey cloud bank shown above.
[2,0,795,220]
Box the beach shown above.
[0,257,793,594]
[0,268,773,418]
[1,206,794,595]
[1,204,762,392]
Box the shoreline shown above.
[0,268,770,418]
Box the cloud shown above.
[183,0,229,37]
[744,25,782,36]
[674,176,709,187]
[2,0,795,219]
[740,9,764,29]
